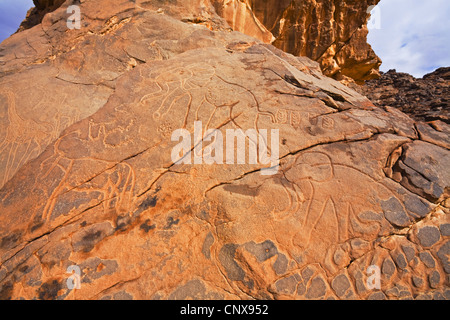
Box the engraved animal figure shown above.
[282,152,404,251]
[140,63,216,121]
[36,154,137,226]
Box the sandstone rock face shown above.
[356,68,450,124]
[0,0,449,300]
[211,0,382,83]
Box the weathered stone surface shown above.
[441,224,450,237]
[331,273,351,298]
[0,0,448,301]
[212,0,382,83]
[367,291,386,300]
[437,242,450,274]
[419,251,436,268]
[384,140,449,203]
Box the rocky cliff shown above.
[356,68,450,124]
[19,0,383,83]
[0,0,448,300]
[211,0,382,83]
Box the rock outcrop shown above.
[0,0,448,300]
[355,68,450,124]
[211,0,382,83]
[18,0,67,31]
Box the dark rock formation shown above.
[356,68,450,123]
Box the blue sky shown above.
[0,0,33,42]
[0,0,449,78]
[368,0,450,77]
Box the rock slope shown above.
[0,0,449,300]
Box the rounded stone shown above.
[429,271,441,289]
[367,291,386,300]
[412,276,423,288]
[417,226,441,248]
[331,274,350,298]
[419,251,436,268]
[440,224,450,237]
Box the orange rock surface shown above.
[0,0,448,300]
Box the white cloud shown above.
[368,0,450,77]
